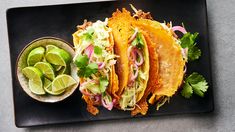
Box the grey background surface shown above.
[0,0,234,131]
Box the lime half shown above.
[27,47,45,66]
[34,62,55,80]
[45,48,71,66]
[52,74,77,92]
[44,78,64,95]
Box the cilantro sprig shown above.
[74,55,98,77]
[180,32,201,61]
[181,72,209,98]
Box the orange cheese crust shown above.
[135,19,185,105]
[108,9,135,96]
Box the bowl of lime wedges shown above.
[17,37,79,103]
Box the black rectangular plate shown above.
[7,0,213,128]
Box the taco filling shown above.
[119,28,149,110]
[73,19,118,113]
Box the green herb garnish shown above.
[94,46,102,55]
[180,32,201,61]
[74,54,89,68]
[181,72,209,98]
[75,55,98,77]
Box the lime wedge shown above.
[52,74,77,92]
[46,45,59,53]
[28,79,45,95]
[44,77,52,88]
[52,64,62,71]
[44,78,64,95]
[45,48,71,66]
[34,62,55,80]
[22,67,43,80]
[57,66,70,75]
[27,47,45,66]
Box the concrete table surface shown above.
[0,0,234,131]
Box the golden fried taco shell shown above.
[134,19,185,104]
[108,9,150,103]
[108,9,135,97]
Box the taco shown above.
[108,9,150,111]
[130,7,186,115]
[73,19,119,115]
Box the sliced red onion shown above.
[128,46,136,62]
[134,48,144,66]
[183,65,187,73]
[94,95,101,103]
[112,98,117,105]
[131,64,139,81]
[101,96,113,111]
[80,89,92,96]
[172,26,187,34]
[128,28,138,43]
[98,62,105,69]
[128,46,134,59]
[84,45,94,60]
[181,48,188,61]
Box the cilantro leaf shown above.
[82,28,94,41]
[181,83,193,98]
[84,63,98,77]
[75,56,98,77]
[180,32,201,61]
[99,77,109,93]
[77,67,86,77]
[132,32,144,49]
[94,46,102,55]
[181,72,209,98]
[74,55,89,68]
[180,32,198,48]
[191,81,208,97]
[188,45,201,61]
[185,72,205,84]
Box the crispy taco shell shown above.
[133,19,185,105]
[108,9,134,97]
[108,9,150,109]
